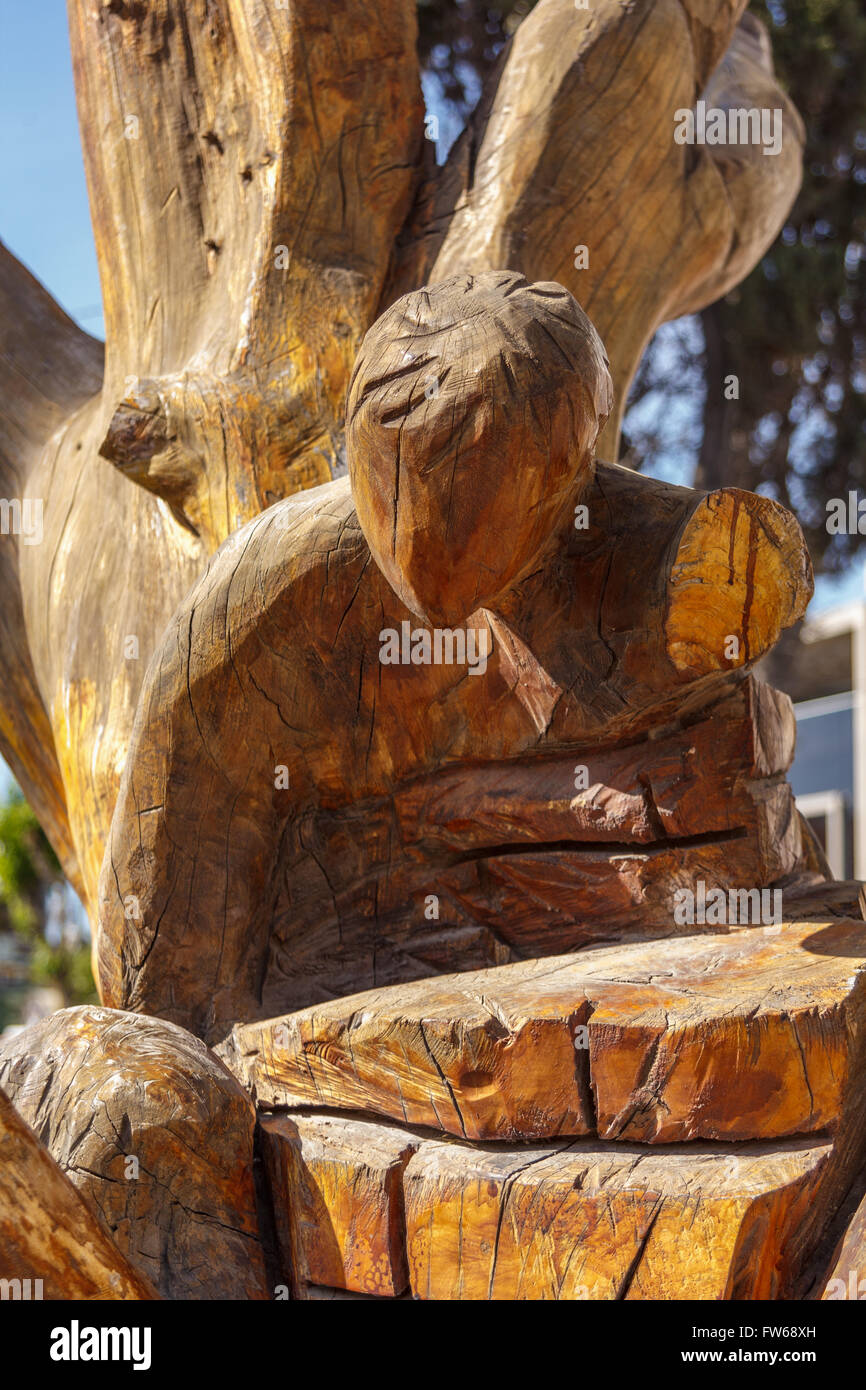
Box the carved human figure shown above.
[97,272,814,1042]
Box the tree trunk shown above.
[1,0,848,1307]
[0,1,804,921]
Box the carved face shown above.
[346,271,613,625]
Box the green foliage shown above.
[29,937,97,1005]
[0,789,95,1006]
[0,791,57,936]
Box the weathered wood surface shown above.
[388,4,803,457]
[0,1,852,1306]
[96,273,813,1042]
[402,1135,828,1300]
[0,244,104,900]
[347,276,613,627]
[260,1112,422,1298]
[0,1,803,938]
[254,1105,839,1301]
[819,1190,866,1300]
[79,0,423,534]
[0,0,422,917]
[0,1084,158,1301]
[221,917,866,1145]
[0,1006,269,1300]
[782,879,866,922]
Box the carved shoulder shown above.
[665,487,813,677]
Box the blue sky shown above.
[0,2,104,338]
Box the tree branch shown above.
[385,0,802,460]
[0,241,103,889]
[69,0,424,541]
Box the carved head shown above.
[346,271,613,625]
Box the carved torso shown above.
[98,455,811,1034]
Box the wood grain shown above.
[0,0,423,918]
[0,1084,158,1301]
[96,275,813,1041]
[251,1104,847,1303]
[819,1191,866,1299]
[387,4,803,458]
[220,917,866,1145]
[402,1134,829,1300]
[347,273,613,625]
[260,1111,421,1297]
[0,1005,268,1300]
[1,1,857,1305]
[0,1,805,928]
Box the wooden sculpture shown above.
[97,270,815,1039]
[2,0,865,1303]
[0,0,804,917]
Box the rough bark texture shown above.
[0,1006,269,1300]
[0,1084,158,1301]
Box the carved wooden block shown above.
[402,1135,829,1301]
[221,917,866,1145]
[247,1103,850,1303]
[260,1112,422,1298]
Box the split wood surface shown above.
[221,918,866,1145]
[260,1108,837,1300]
[0,1006,269,1300]
[0,1083,158,1300]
